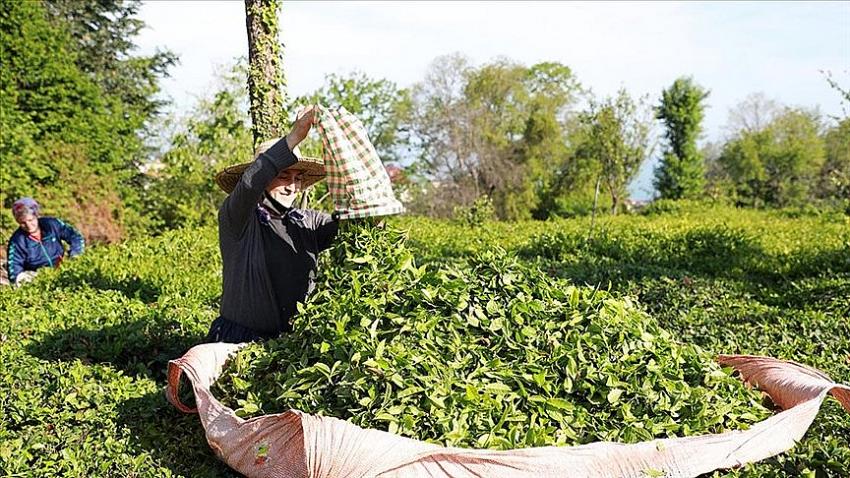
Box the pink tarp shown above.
[167,343,849,478]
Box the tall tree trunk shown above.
[244,0,286,146]
[604,172,619,215]
[608,178,619,215]
[588,175,602,242]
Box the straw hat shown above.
[214,139,325,194]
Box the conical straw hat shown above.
[214,140,325,194]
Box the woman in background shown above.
[6,197,85,286]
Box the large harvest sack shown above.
[167,343,849,478]
[313,105,405,220]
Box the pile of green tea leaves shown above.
[213,222,770,449]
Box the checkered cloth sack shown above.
[313,105,405,220]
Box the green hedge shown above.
[1,206,847,477]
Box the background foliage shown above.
[654,77,709,200]
[1,4,847,476]
[3,1,847,246]
[1,205,847,476]
[0,0,174,244]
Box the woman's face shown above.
[16,214,39,235]
[265,169,303,205]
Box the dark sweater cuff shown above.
[261,137,298,171]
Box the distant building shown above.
[623,198,650,213]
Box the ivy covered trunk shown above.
[244,0,286,145]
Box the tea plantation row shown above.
[212,223,769,453]
[1,203,847,477]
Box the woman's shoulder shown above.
[39,217,63,228]
[297,208,334,227]
[8,228,26,244]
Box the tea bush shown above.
[213,223,769,448]
[0,227,238,477]
[402,207,850,476]
[1,205,847,477]
[514,208,850,477]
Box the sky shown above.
[136,1,850,200]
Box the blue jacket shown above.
[7,217,85,283]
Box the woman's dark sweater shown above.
[217,139,338,336]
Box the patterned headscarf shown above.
[12,197,40,221]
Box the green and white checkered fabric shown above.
[314,105,405,220]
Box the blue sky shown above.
[137,1,849,199]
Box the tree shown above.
[817,119,850,204]
[532,123,601,219]
[513,62,585,219]
[821,69,850,120]
[142,64,253,231]
[578,89,654,214]
[298,72,411,163]
[44,0,177,127]
[408,53,477,217]
[718,108,825,206]
[462,59,534,219]
[408,54,581,219]
[244,0,286,144]
[654,77,709,199]
[701,140,735,201]
[725,92,781,136]
[0,0,171,242]
[815,71,850,207]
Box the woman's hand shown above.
[286,106,315,150]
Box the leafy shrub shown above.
[1,205,847,477]
[521,223,760,280]
[630,275,850,477]
[213,223,769,449]
[0,227,235,477]
[641,198,720,216]
[452,195,496,227]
